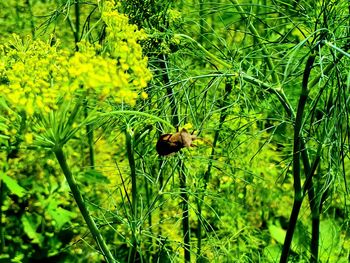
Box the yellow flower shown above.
[24,133,34,144]
[141,91,148,99]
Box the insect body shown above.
[156,128,196,156]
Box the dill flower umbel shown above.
[0,35,70,116]
[0,2,152,115]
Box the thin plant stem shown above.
[0,178,4,253]
[125,129,138,262]
[144,166,153,261]
[157,53,174,245]
[229,0,280,85]
[179,160,190,263]
[99,110,173,129]
[54,147,116,263]
[199,0,204,45]
[301,140,322,262]
[84,100,95,169]
[25,0,35,38]
[174,33,294,118]
[280,53,316,263]
[197,78,233,261]
[159,53,191,262]
[74,0,80,48]
[309,156,321,263]
[175,34,233,69]
[161,54,179,126]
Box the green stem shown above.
[25,0,35,38]
[280,199,303,263]
[99,110,174,129]
[199,0,205,45]
[301,142,321,263]
[144,166,153,261]
[280,53,316,263]
[196,203,202,262]
[305,142,323,262]
[197,79,233,261]
[242,72,294,117]
[310,213,320,263]
[159,53,190,262]
[160,54,179,126]
[125,129,138,262]
[174,32,293,119]
[175,34,233,69]
[179,160,190,262]
[86,123,95,169]
[74,0,80,48]
[84,101,95,169]
[54,147,116,263]
[0,178,4,253]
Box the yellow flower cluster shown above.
[0,2,152,116]
[0,35,71,116]
[101,1,152,96]
[68,41,131,102]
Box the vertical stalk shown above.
[159,53,190,261]
[54,147,115,263]
[160,54,179,126]
[197,79,232,261]
[125,129,138,262]
[158,159,165,238]
[199,0,204,44]
[125,130,136,217]
[83,101,95,169]
[302,144,322,263]
[25,0,35,37]
[310,209,320,263]
[74,0,80,48]
[196,201,202,261]
[280,53,316,263]
[0,178,4,253]
[144,167,153,261]
[310,158,324,263]
[179,160,191,262]
[86,122,95,169]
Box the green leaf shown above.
[47,199,76,229]
[268,223,286,245]
[268,221,309,256]
[21,213,43,246]
[263,244,281,262]
[11,253,24,263]
[0,172,26,197]
[81,169,110,184]
[319,219,340,262]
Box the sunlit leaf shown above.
[0,172,26,197]
[81,169,110,184]
[21,213,43,246]
[263,244,281,262]
[47,199,76,229]
[268,223,286,245]
[319,219,341,262]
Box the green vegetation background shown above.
[0,0,349,262]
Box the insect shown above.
[156,128,196,156]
